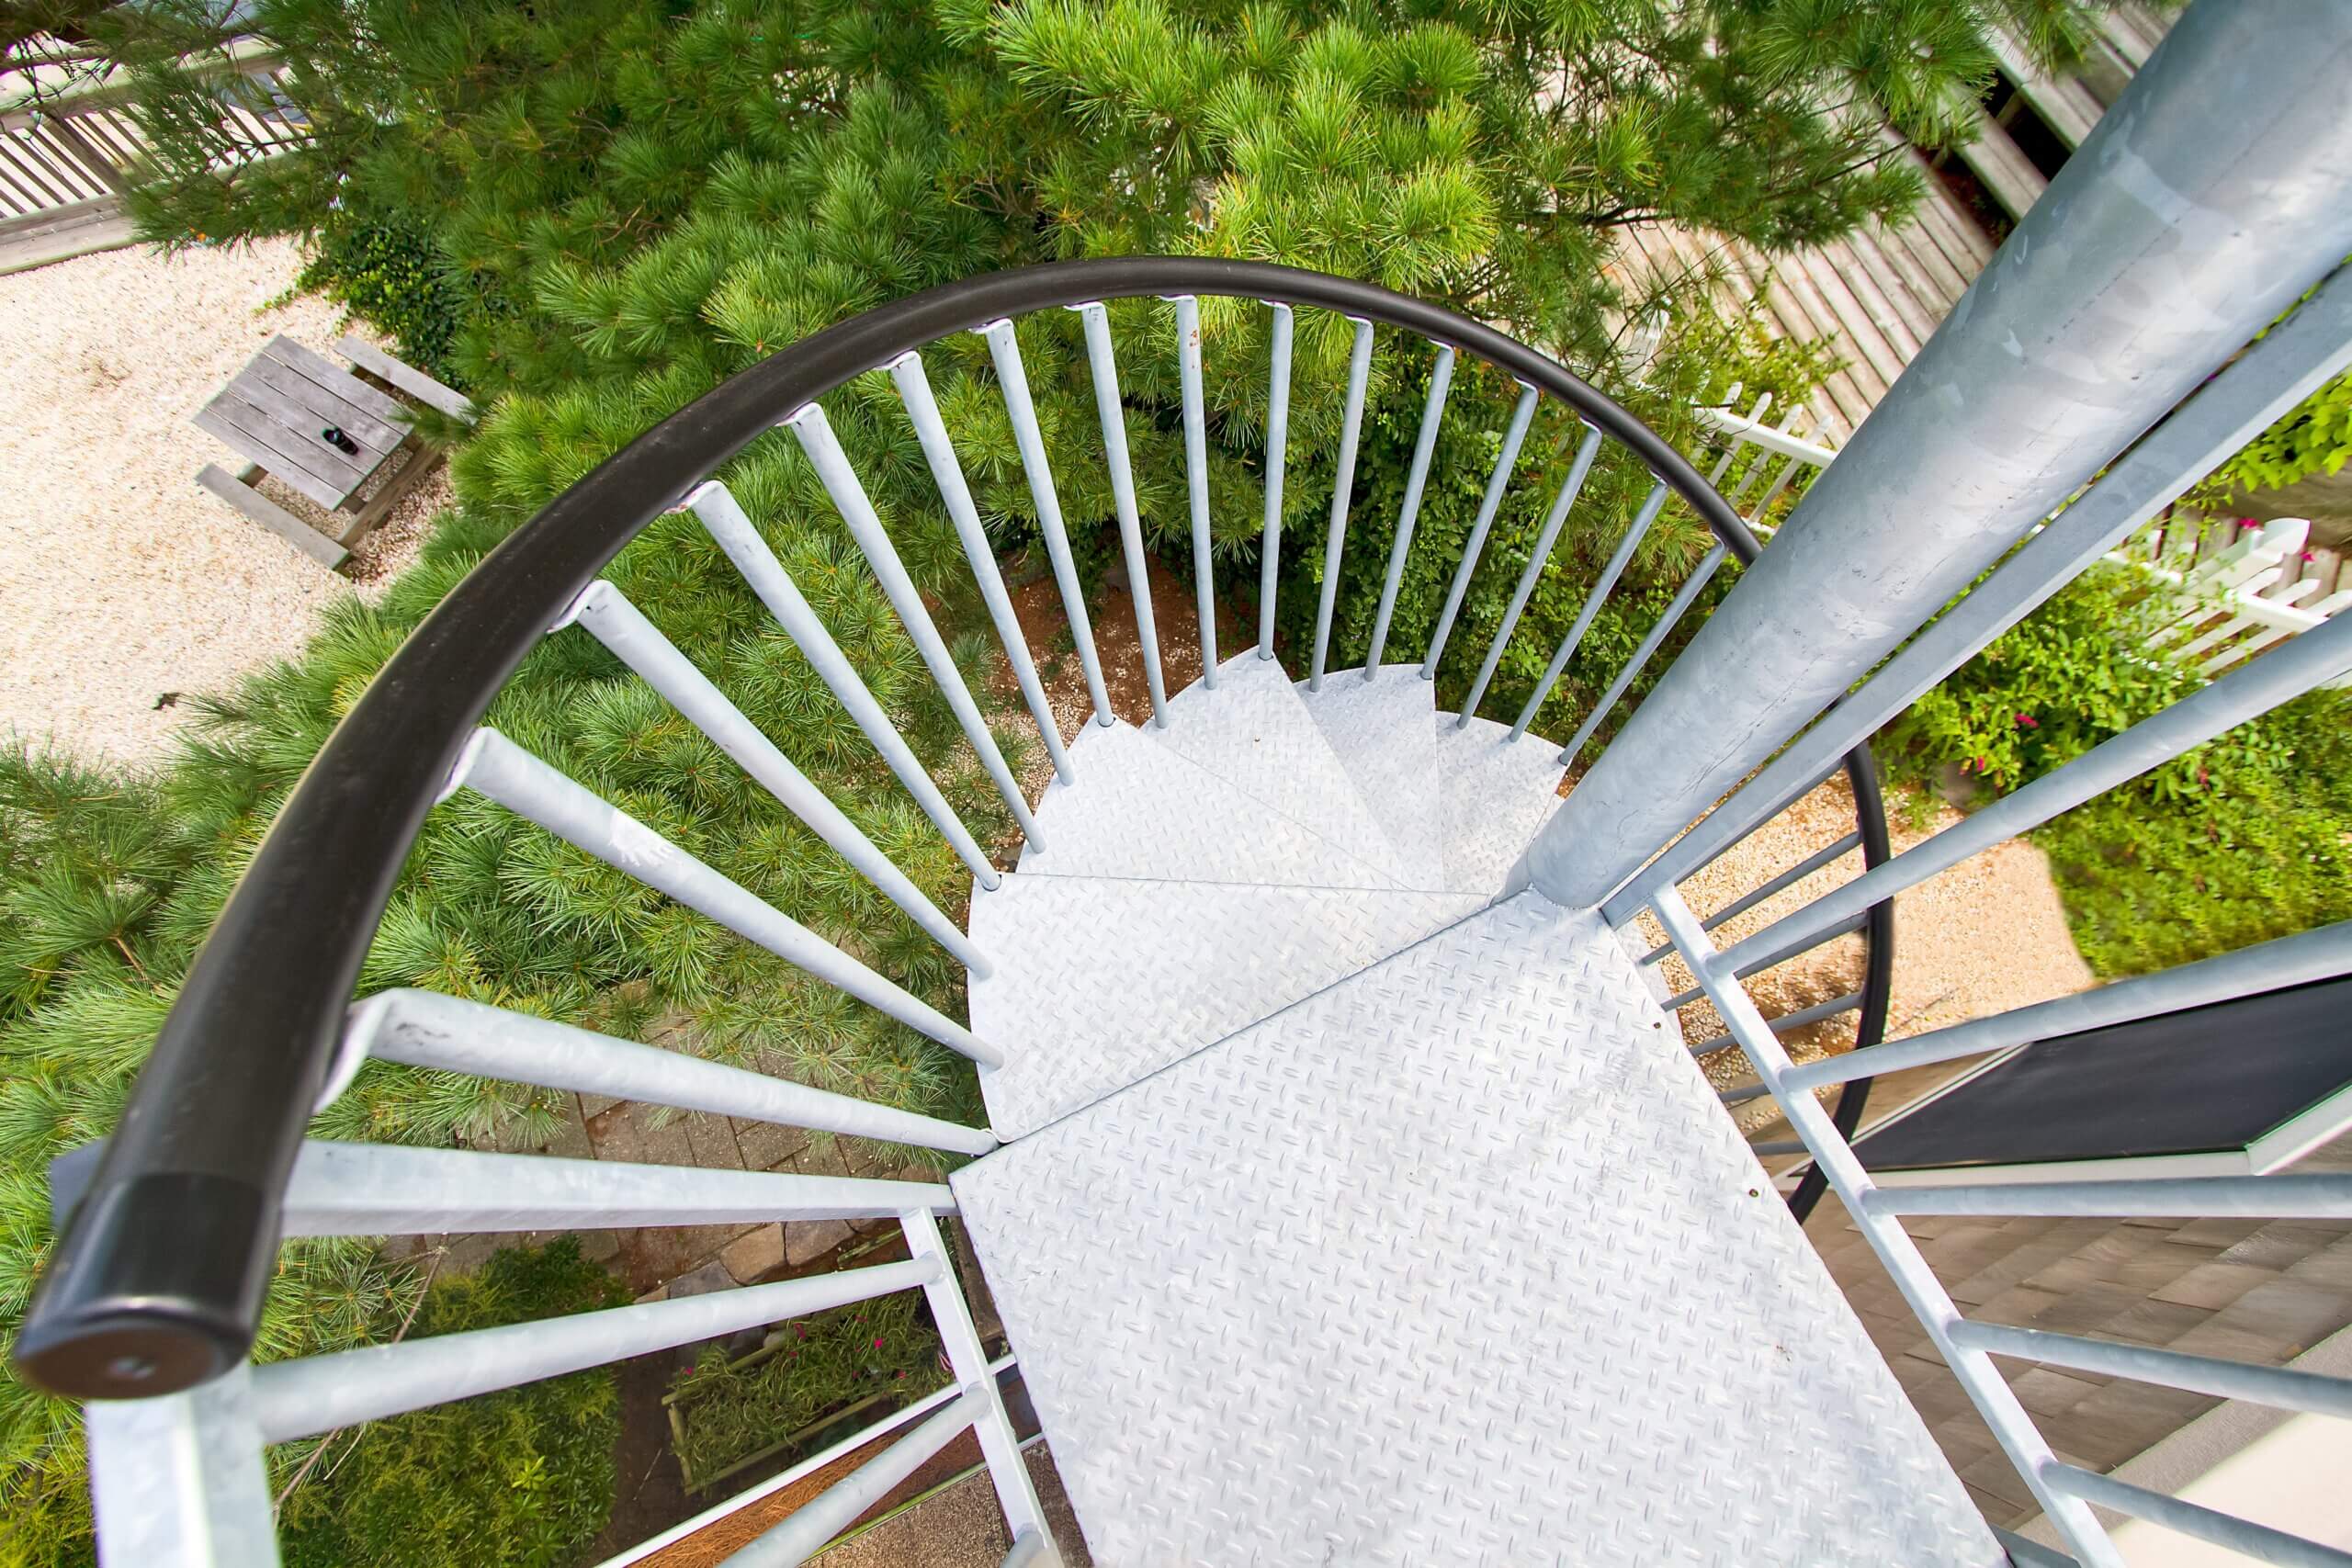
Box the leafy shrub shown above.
[277,1237,627,1568]
[1878,565,2352,977]
[667,1291,946,1489]
[296,216,480,386]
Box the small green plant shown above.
[276,1237,628,1568]
[296,216,481,386]
[666,1291,946,1490]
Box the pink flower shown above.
[2239,518,2259,529]
[2015,713,2039,728]
[872,1337,883,1349]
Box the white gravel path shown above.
[0,236,437,767]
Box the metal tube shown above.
[1651,889,2123,1566]
[1166,295,1217,686]
[1310,318,1376,691]
[449,729,1005,1068]
[1718,613,2352,978]
[786,403,1045,841]
[1784,919,2352,1092]
[1689,989,1864,1056]
[1606,263,2352,926]
[903,1211,1056,1555]
[560,581,988,973]
[1363,344,1455,672]
[1002,1533,1049,1568]
[1456,427,1606,724]
[86,1366,277,1568]
[1949,1321,2352,1419]
[979,319,1113,727]
[254,1258,941,1442]
[1259,302,1294,658]
[347,989,998,1156]
[1507,480,1668,736]
[1864,1174,2352,1220]
[276,1140,953,1236]
[688,481,1001,888]
[1641,831,1863,964]
[2041,1464,2351,1568]
[888,350,1074,783]
[1544,4,2352,909]
[1071,303,1168,725]
[724,1389,982,1567]
[1423,383,1537,677]
[1660,909,1870,1011]
[1550,544,1725,757]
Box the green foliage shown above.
[296,216,479,384]
[1878,566,2352,977]
[667,1291,945,1489]
[2188,363,2352,503]
[277,1237,627,1568]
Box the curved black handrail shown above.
[15,257,1890,1397]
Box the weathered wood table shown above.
[193,334,469,570]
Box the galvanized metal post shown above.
[1525,0,2352,909]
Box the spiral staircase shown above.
[20,9,2352,1567]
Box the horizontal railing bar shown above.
[254,1258,939,1442]
[277,1140,952,1237]
[1550,543,1726,755]
[786,403,1045,841]
[1457,426,1604,721]
[559,581,987,975]
[1365,344,1456,672]
[1782,918,2352,1092]
[1950,1321,2352,1418]
[2040,1463,2352,1568]
[889,349,1073,784]
[1605,263,2352,928]
[688,481,1001,888]
[347,989,997,1156]
[1642,831,1865,964]
[727,1387,982,1568]
[1721,1080,1774,1106]
[1716,612,2352,979]
[1311,317,1376,691]
[596,1353,1014,1568]
[1510,479,1671,737]
[448,729,1004,1068]
[1863,1173,2352,1220]
[1660,910,1870,1010]
[1690,989,1865,1056]
[1071,301,1169,725]
[980,318,1110,727]
[1424,383,1538,677]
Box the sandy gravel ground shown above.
[0,237,437,767]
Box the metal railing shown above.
[16,256,1893,1564]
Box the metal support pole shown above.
[1166,295,1218,686]
[1363,344,1455,672]
[1532,1,2352,908]
[1070,303,1169,725]
[1310,318,1375,690]
[1423,383,1536,677]
[86,1365,278,1568]
[1259,303,1294,658]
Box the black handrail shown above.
[14,257,1892,1397]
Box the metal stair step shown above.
[1295,663,1448,891]
[1149,651,1414,886]
[969,874,1483,1140]
[955,892,2000,1567]
[1016,717,1401,889]
[1431,712,1568,897]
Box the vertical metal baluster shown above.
[1363,344,1455,675]
[888,350,1074,784]
[1424,382,1537,678]
[1070,302,1168,726]
[1510,479,1670,738]
[1259,301,1294,660]
[979,319,1114,728]
[1455,425,1605,727]
[786,403,1045,845]
[86,1367,279,1568]
[687,481,1002,888]
[1309,317,1375,690]
[1555,545,1726,760]
[1165,294,1217,687]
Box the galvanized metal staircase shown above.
[18,10,2352,1566]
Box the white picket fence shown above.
[1693,398,2350,683]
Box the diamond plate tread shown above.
[1431,711,1567,898]
[970,874,1483,1140]
[955,893,2000,1568]
[1017,718,1404,889]
[1151,652,1413,886]
[1294,663,1448,892]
